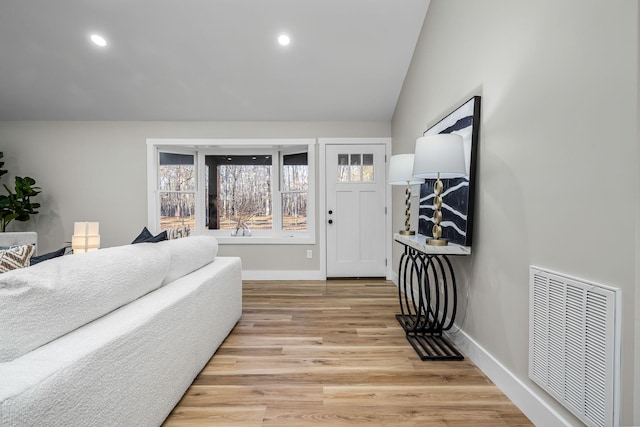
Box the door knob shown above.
[328,219,333,224]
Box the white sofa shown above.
[0,235,242,427]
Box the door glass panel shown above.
[362,153,374,182]
[350,154,362,181]
[337,153,374,182]
[338,154,350,182]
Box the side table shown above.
[394,233,471,361]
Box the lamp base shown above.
[399,230,416,236]
[427,238,448,246]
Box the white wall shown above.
[392,1,638,425]
[0,120,389,273]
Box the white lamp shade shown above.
[388,154,423,185]
[72,222,101,254]
[412,134,467,179]
[74,221,99,236]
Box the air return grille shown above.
[529,266,620,427]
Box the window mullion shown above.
[272,149,282,232]
[195,152,206,233]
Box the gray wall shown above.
[1,1,638,422]
[392,1,638,425]
[636,4,640,421]
[0,120,390,272]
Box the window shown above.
[204,151,308,233]
[159,152,196,230]
[147,139,315,244]
[280,151,308,231]
[205,154,274,231]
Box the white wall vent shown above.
[529,266,620,427]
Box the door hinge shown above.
[385,258,387,266]
[385,206,387,215]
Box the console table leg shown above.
[395,245,463,361]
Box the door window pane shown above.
[350,154,362,181]
[337,153,374,182]
[362,153,374,182]
[338,154,350,182]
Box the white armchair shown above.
[0,232,37,255]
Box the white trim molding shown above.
[318,137,392,280]
[446,328,574,427]
[146,138,316,243]
[241,269,325,281]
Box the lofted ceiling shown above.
[0,0,430,121]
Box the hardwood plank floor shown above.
[163,279,532,426]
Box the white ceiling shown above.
[0,1,430,121]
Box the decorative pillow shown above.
[0,245,35,273]
[167,225,191,240]
[149,230,168,242]
[131,227,152,243]
[158,235,218,285]
[132,227,168,244]
[30,247,67,266]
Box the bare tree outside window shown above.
[159,153,195,230]
[217,164,272,230]
[206,152,308,233]
[281,163,308,231]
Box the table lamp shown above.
[412,134,466,246]
[72,222,101,253]
[388,154,424,235]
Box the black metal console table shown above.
[394,233,470,361]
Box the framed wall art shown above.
[418,96,481,247]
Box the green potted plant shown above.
[0,152,42,232]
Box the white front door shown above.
[325,144,386,277]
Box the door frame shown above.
[318,138,392,280]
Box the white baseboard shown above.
[446,328,573,427]
[243,270,399,281]
[242,270,325,281]
[388,270,398,285]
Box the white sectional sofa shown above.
[0,235,242,427]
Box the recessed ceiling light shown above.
[277,34,290,46]
[90,34,107,47]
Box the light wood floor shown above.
[163,279,533,426]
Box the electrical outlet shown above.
[306,250,313,259]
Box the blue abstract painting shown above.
[418,96,481,247]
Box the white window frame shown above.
[156,148,198,229]
[147,138,316,245]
